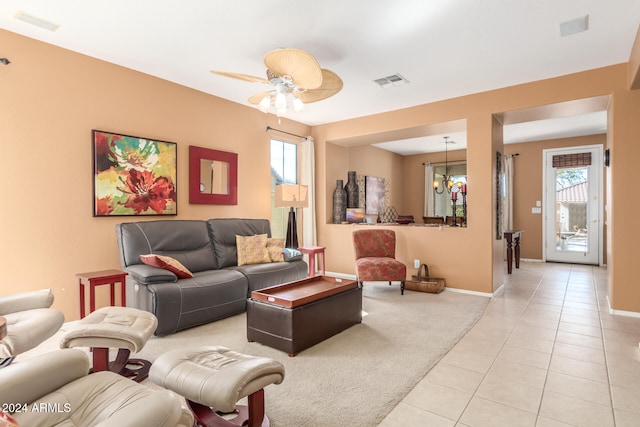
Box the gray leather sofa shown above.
[115,218,307,336]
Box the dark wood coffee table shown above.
[247,276,362,356]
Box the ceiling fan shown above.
[211,48,343,116]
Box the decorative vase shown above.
[345,171,359,208]
[333,179,347,223]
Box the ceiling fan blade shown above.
[263,48,323,90]
[210,70,269,84]
[248,91,272,105]
[295,69,343,103]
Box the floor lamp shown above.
[274,184,308,249]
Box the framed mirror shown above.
[189,145,238,205]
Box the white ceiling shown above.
[1,1,637,154]
[373,110,609,155]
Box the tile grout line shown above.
[592,265,618,426]
[454,265,549,424]
[536,265,616,426]
[531,265,570,426]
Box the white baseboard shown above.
[445,285,499,298]
[520,258,544,263]
[325,271,357,281]
[327,271,499,298]
[606,296,640,318]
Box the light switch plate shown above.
[532,207,542,214]
[536,200,542,207]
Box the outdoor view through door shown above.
[544,146,602,265]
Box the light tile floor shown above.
[379,261,640,427]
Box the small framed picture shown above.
[346,208,365,224]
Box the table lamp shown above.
[274,184,308,248]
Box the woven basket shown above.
[405,264,445,294]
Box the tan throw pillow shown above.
[140,254,193,279]
[236,234,271,266]
[266,238,285,262]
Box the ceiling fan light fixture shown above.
[214,48,342,116]
[275,92,287,110]
[258,95,271,113]
[293,96,305,112]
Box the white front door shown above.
[544,146,602,265]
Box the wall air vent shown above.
[374,74,409,88]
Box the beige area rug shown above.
[21,285,488,427]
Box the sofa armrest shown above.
[0,349,89,406]
[0,289,54,315]
[125,264,177,285]
[283,248,303,262]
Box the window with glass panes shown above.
[271,139,298,238]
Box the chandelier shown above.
[433,136,462,194]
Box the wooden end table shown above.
[298,246,326,277]
[77,269,128,318]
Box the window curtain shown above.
[503,154,515,232]
[424,163,435,216]
[301,136,317,246]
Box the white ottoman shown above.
[150,345,285,427]
[61,306,157,382]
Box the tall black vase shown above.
[345,171,359,209]
[333,179,347,223]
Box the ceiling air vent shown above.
[374,74,409,88]
[559,15,589,37]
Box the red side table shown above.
[77,269,128,318]
[298,246,326,278]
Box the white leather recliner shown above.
[0,289,64,363]
[0,348,194,427]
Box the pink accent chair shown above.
[352,229,407,294]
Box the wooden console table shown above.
[503,230,523,274]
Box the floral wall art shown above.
[92,130,177,216]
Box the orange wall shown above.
[609,88,640,312]
[3,29,640,317]
[345,144,404,218]
[0,30,310,321]
[313,64,640,308]
[629,22,640,90]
